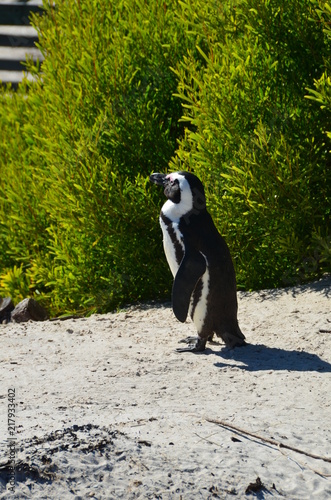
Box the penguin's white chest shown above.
[159,217,184,277]
[160,211,210,333]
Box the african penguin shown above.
[150,171,246,352]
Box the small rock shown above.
[11,298,48,323]
[245,477,265,494]
[0,297,14,322]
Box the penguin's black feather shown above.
[172,245,206,322]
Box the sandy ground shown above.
[0,276,330,499]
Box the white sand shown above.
[0,276,330,499]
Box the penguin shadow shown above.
[238,274,331,302]
[208,343,331,373]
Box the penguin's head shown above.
[150,171,206,220]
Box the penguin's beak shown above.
[149,173,167,186]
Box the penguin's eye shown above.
[166,175,179,186]
[164,178,180,203]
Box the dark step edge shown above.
[0,4,43,26]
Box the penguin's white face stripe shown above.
[161,174,193,222]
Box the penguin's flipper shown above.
[172,247,206,323]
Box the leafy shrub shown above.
[0,0,330,316]
[306,2,331,140]
[0,0,192,315]
[171,0,331,289]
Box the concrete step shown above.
[0,45,42,70]
[0,1,43,86]
[0,1,43,25]
[0,69,35,81]
[0,25,38,47]
[0,70,36,88]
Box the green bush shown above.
[171,0,331,289]
[306,2,331,140]
[0,0,192,315]
[0,0,330,316]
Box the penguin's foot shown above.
[178,336,200,344]
[216,329,246,349]
[176,337,206,353]
[223,337,247,349]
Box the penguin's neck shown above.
[161,194,193,223]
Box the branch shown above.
[206,418,331,464]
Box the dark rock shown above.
[11,298,48,323]
[0,297,14,323]
[245,477,265,494]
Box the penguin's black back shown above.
[178,207,239,331]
